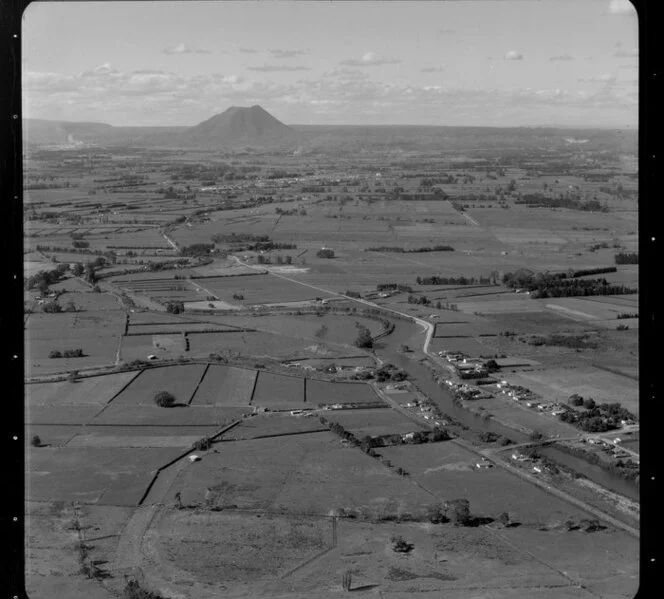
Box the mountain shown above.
[174,105,298,148]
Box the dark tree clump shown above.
[154,391,176,407]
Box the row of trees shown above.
[502,269,636,298]
[416,275,495,285]
[558,399,637,432]
[256,254,293,265]
[615,252,638,264]
[366,245,454,253]
[49,348,84,358]
[376,283,413,293]
[515,194,609,212]
[179,243,214,257]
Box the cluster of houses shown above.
[438,351,490,379]
[442,379,493,401]
[399,398,447,426]
[511,451,555,475]
[584,437,636,461]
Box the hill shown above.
[175,105,298,149]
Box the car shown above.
[147,354,159,361]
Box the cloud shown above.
[323,68,369,80]
[247,64,311,72]
[549,54,575,61]
[504,50,523,61]
[23,62,637,127]
[614,48,638,58]
[421,66,445,73]
[437,28,456,35]
[608,0,636,16]
[340,52,401,67]
[578,73,616,83]
[162,43,210,55]
[239,47,258,54]
[270,49,308,58]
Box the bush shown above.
[583,398,596,410]
[31,435,42,447]
[49,350,62,359]
[192,436,213,451]
[154,391,176,407]
[446,499,471,526]
[390,535,414,553]
[568,394,584,407]
[123,579,168,599]
[166,301,185,314]
[316,248,335,259]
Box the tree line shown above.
[416,275,495,285]
[366,245,454,253]
[615,252,638,265]
[502,270,636,298]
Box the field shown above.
[251,370,305,408]
[26,446,185,505]
[503,366,639,415]
[170,432,434,513]
[307,379,384,405]
[186,329,358,360]
[190,364,257,405]
[25,371,139,407]
[191,274,337,304]
[322,408,425,436]
[377,441,599,523]
[110,364,207,405]
[25,310,125,376]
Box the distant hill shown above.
[175,105,298,149]
[23,112,637,154]
[23,119,186,147]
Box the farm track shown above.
[279,517,338,580]
[139,419,242,506]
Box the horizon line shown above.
[23,117,637,131]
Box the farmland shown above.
[22,120,639,598]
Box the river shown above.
[373,317,639,501]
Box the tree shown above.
[583,398,596,410]
[154,391,176,407]
[568,394,584,407]
[498,512,511,527]
[43,301,62,313]
[317,248,335,259]
[354,324,373,349]
[485,359,499,372]
[31,435,42,447]
[49,350,62,359]
[390,535,414,553]
[446,499,470,526]
[68,371,79,383]
[166,301,185,314]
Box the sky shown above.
[22,0,639,128]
